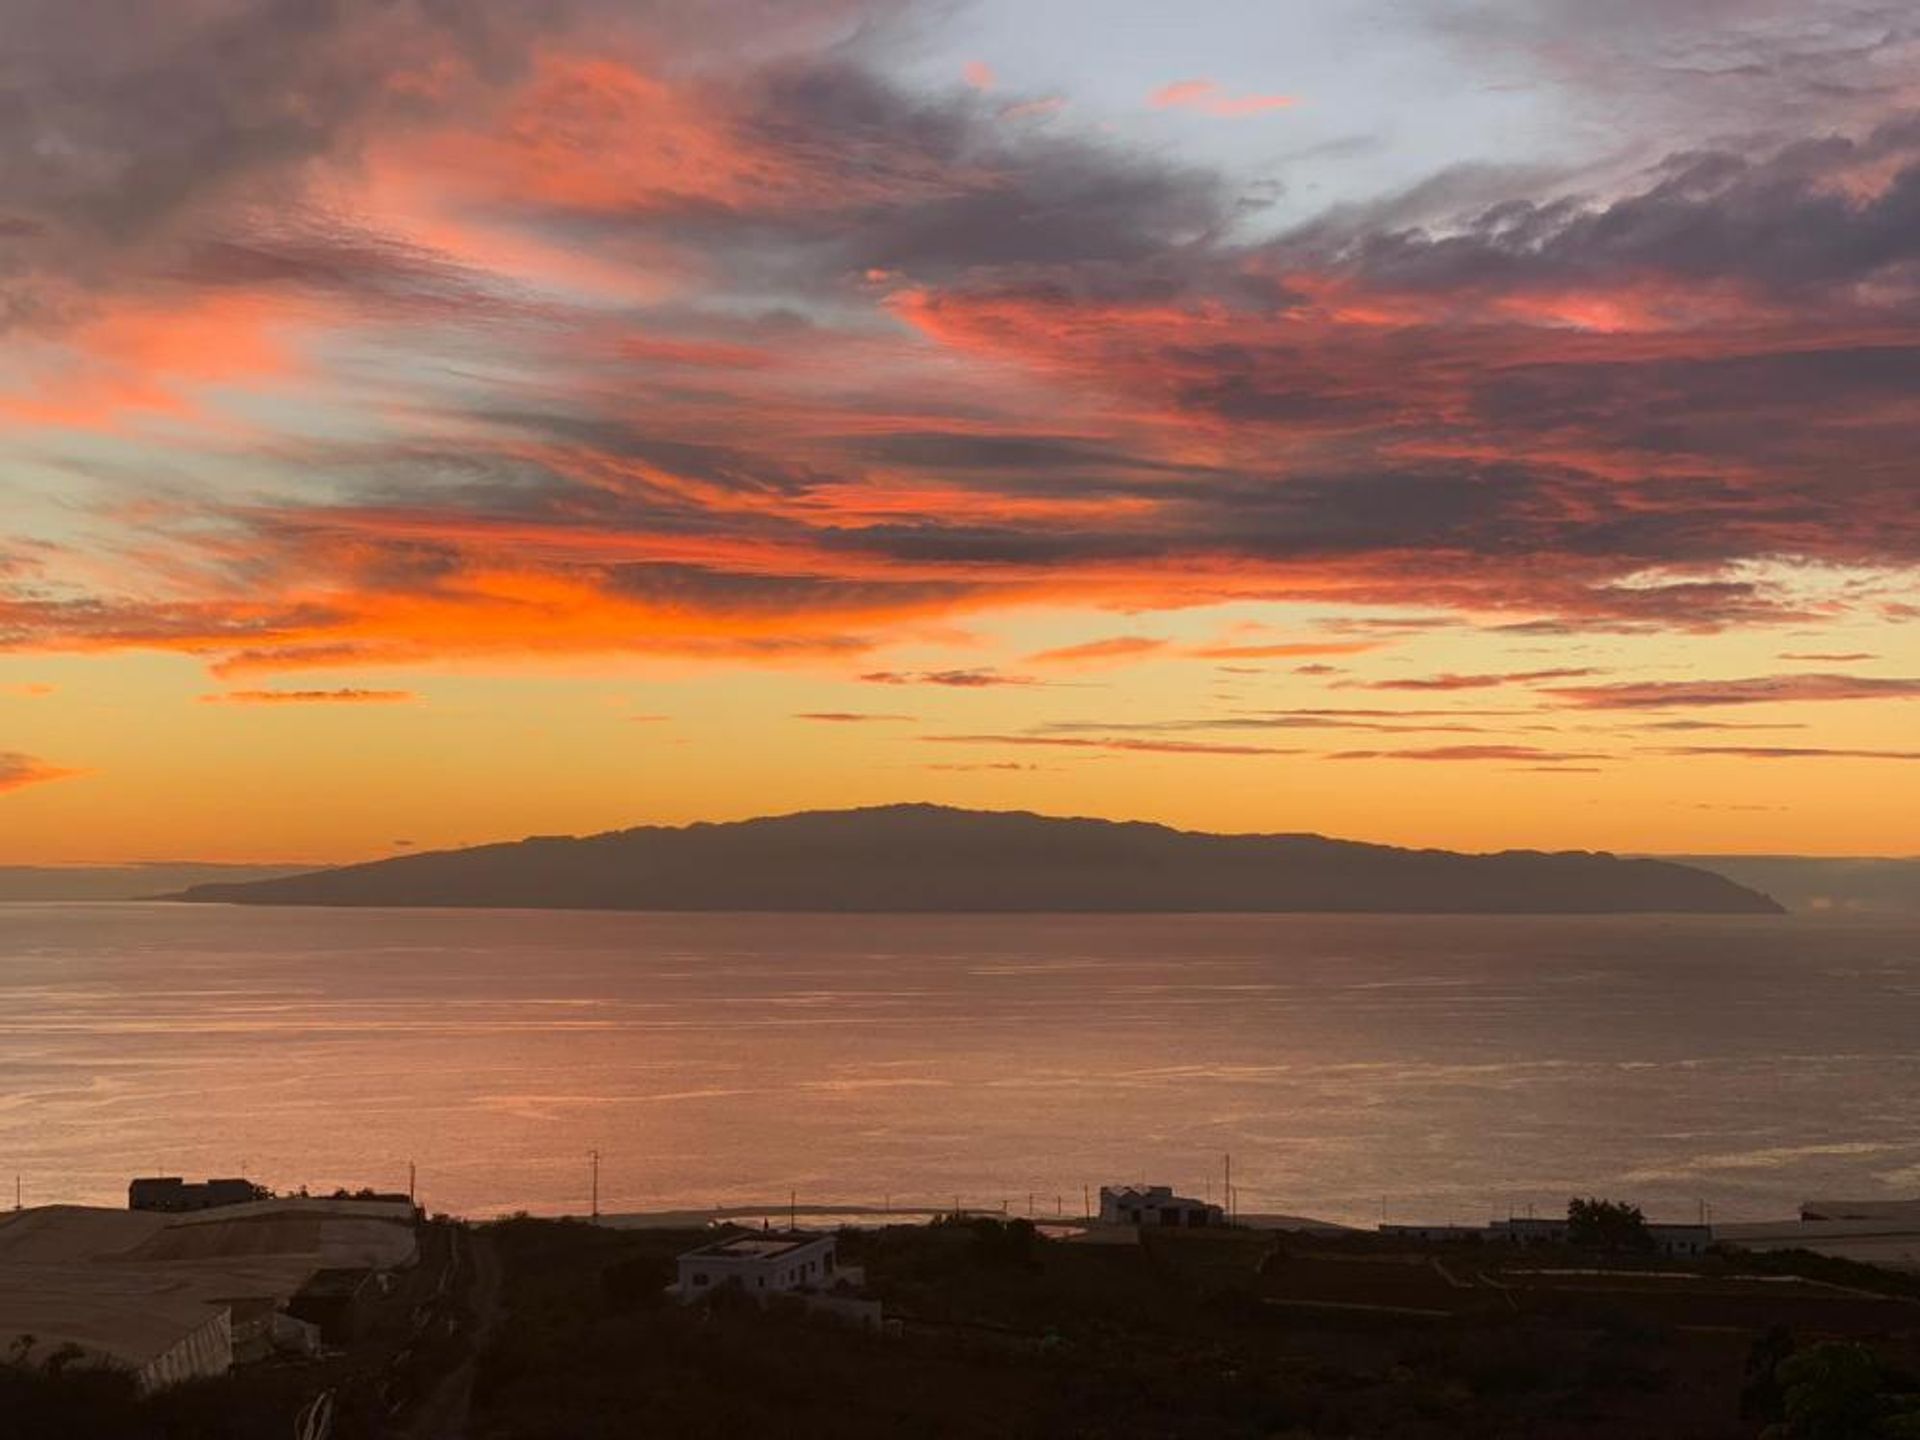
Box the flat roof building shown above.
[128,1176,266,1213]
[674,1232,841,1302]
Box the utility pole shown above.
[1224,1153,1232,1225]
[1083,1184,1091,1222]
[588,1149,600,1220]
[408,1160,416,1206]
[13,1175,19,1211]
[789,1189,796,1230]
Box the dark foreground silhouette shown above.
[171,804,1781,914]
[19,1215,1916,1439]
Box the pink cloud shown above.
[999,96,1068,122]
[1150,78,1297,117]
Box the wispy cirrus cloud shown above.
[201,688,416,705]
[860,669,1039,687]
[1547,674,1920,708]
[1025,635,1169,665]
[924,733,1291,756]
[1192,642,1381,661]
[794,711,917,722]
[1344,667,1602,692]
[1325,745,1609,763]
[1652,745,1920,761]
[925,761,1045,772]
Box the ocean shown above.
[3,903,1916,1228]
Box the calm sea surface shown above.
[3,904,1917,1228]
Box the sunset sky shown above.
[1,0,1915,863]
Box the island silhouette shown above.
[169,804,1782,914]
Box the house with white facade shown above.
[673,1231,847,1301]
[1098,1185,1225,1229]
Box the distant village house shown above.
[671,1231,882,1329]
[1098,1185,1224,1228]
[674,1232,844,1300]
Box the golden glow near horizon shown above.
[3,594,1916,863]
[1,4,1916,862]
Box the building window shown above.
[693,1273,709,1287]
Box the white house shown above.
[1098,1185,1224,1229]
[673,1231,850,1302]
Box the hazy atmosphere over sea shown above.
[8,904,1920,1227]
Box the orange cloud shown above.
[0,292,299,434]
[0,753,83,794]
[1026,635,1169,665]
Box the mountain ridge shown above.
[168,804,1783,915]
